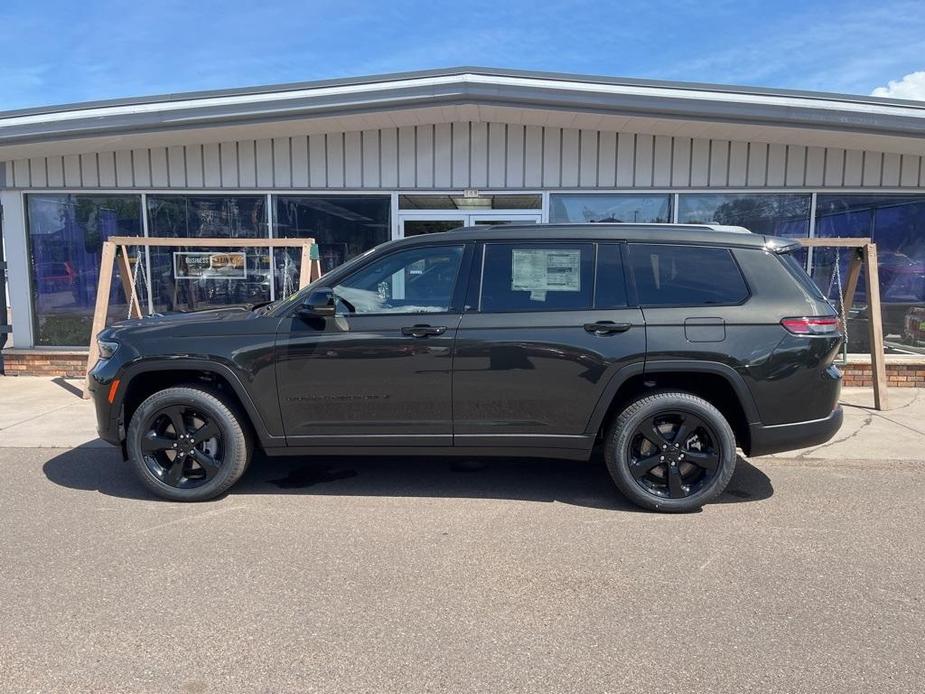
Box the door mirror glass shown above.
[300,287,336,318]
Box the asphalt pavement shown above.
[0,444,923,693]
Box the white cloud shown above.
[871,71,925,99]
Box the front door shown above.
[276,242,470,447]
[399,212,541,238]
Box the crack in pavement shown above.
[797,413,874,458]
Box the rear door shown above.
[626,242,751,364]
[452,241,646,450]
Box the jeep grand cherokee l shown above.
[89,224,844,512]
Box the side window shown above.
[595,244,629,308]
[333,245,464,314]
[480,243,594,312]
[628,244,749,306]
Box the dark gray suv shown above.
[89,224,844,512]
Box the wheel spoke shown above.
[673,414,704,446]
[191,450,220,479]
[640,418,668,448]
[163,406,189,438]
[667,464,687,498]
[629,453,663,479]
[141,432,176,453]
[190,420,219,445]
[685,449,720,472]
[164,457,186,486]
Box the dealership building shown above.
[1,67,924,381]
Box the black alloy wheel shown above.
[626,411,721,500]
[127,386,251,501]
[604,391,737,512]
[140,405,224,489]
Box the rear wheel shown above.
[126,386,251,501]
[604,392,736,512]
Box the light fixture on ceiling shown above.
[451,196,493,209]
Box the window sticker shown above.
[511,249,581,301]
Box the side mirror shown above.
[299,287,336,318]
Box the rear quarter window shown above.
[778,252,827,300]
[628,243,749,306]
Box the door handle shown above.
[584,321,632,335]
[401,324,448,338]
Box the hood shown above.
[102,305,278,341]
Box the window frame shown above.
[316,240,473,318]
[626,242,752,309]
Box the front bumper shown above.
[747,406,844,457]
[87,358,124,446]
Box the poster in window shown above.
[173,251,248,280]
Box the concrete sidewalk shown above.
[0,376,921,459]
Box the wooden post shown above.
[83,241,117,398]
[800,236,887,411]
[864,243,889,410]
[298,243,313,290]
[117,246,143,319]
[840,248,863,314]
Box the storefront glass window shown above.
[677,193,812,238]
[813,194,925,354]
[549,194,671,223]
[146,195,269,313]
[274,196,391,294]
[27,194,142,346]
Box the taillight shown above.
[780,316,840,335]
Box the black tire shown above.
[604,391,736,513]
[126,386,251,502]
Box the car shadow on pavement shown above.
[42,444,773,511]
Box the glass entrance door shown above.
[399,212,542,238]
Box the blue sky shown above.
[1,0,924,110]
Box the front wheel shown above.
[604,392,737,512]
[126,386,251,501]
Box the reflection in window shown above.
[274,196,391,295]
[333,245,464,314]
[549,194,671,223]
[146,195,269,313]
[814,195,925,354]
[677,194,811,238]
[27,194,142,346]
[628,244,749,307]
[480,243,595,312]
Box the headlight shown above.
[97,339,119,359]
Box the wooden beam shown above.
[298,244,312,290]
[117,246,143,319]
[864,243,889,410]
[83,241,116,398]
[107,236,315,248]
[800,237,872,248]
[840,248,863,313]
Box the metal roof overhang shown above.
[2,67,925,160]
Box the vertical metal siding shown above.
[2,121,922,191]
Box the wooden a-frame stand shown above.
[83,236,321,398]
[800,237,888,410]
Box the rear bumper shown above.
[747,406,843,457]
